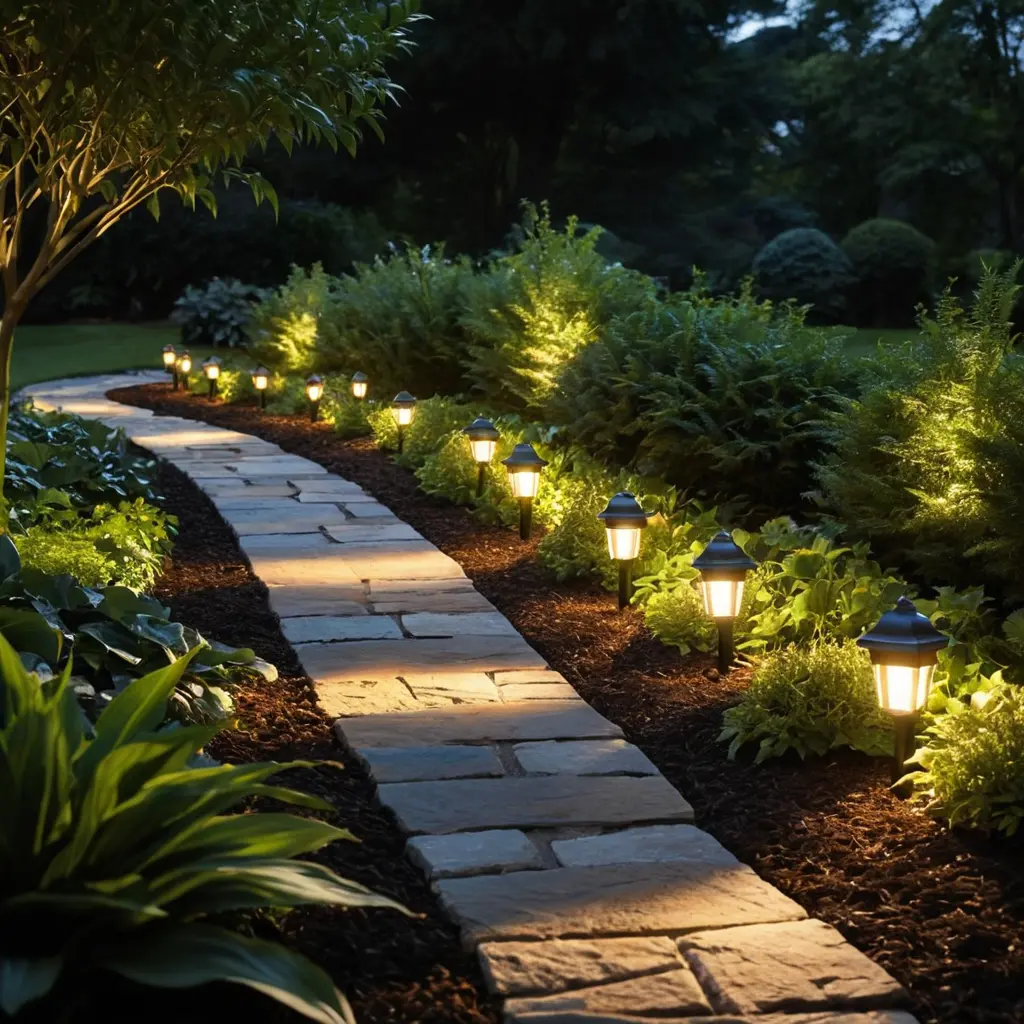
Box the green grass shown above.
[11,322,220,391]
[828,325,919,358]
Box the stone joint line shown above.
[26,373,919,1024]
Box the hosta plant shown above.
[720,641,893,762]
[171,277,268,349]
[0,639,405,1022]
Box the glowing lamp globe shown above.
[305,374,324,403]
[161,344,177,368]
[177,351,192,375]
[463,418,500,466]
[502,443,547,500]
[391,391,417,427]
[202,356,221,380]
[856,597,948,716]
[692,531,756,620]
[597,492,649,562]
[251,366,270,391]
[351,371,368,400]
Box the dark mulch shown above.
[147,456,497,1024]
[112,384,1024,1024]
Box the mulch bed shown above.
[146,457,497,1024]
[112,384,1024,1024]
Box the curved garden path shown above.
[27,371,920,1024]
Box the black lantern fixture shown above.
[502,443,548,540]
[161,344,177,389]
[463,417,500,496]
[202,356,221,399]
[305,374,324,422]
[176,350,192,389]
[251,365,270,409]
[857,596,949,786]
[391,391,417,453]
[597,492,650,609]
[692,530,757,675]
[351,371,368,400]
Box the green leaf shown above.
[0,535,21,581]
[100,924,356,1024]
[0,956,62,1015]
[145,191,161,222]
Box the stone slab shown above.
[324,523,423,543]
[240,533,335,553]
[296,491,363,503]
[478,936,682,998]
[266,584,368,616]
[408,830,542,879]
[293,479,367,494]
[680,919,909,1015]
[324,540,466,580]
[504,968,711,1019]
[280,615,402,643]
[500,683,582,702]
[371,580,494,614]
[317,678,422,717]
[236,518,346,539]
[552,825,738,869]
[401,671,502,703]
[437,862,806,946]
[514,740,658,776]
[247,553,362,587]
[213,497,306,510]
[295,635,545,680]
[401,611,519,637]
[342,501,398,519]
[357,744,504,783]
[506,1012,920,1024]
[377,775,693,834]
[228,458,328,476]
[338,702,623,748]
[493,670,571,686]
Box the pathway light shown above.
[502,442,548,540]
[391,391,417,453]
[857,596,949,785]
[463,417,500,496]
[202,356,221,398]
[351,371,368,400]
[162,345,177,389]
[693,530,757,675]
[306,374,324,422]
[251,365,270,409]
[598,491,650,609]
[176,350,192,388]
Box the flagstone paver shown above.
[24,372,920,1024]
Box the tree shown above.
[0,0,419,480]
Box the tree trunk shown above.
[0,307,23,530]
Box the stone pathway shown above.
[27,372,920,1024]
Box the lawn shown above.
[11,322,219,391]
[829,325,919,357]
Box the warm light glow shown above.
[204,362,220,380]
[469,438,497,464]
[508,468,541,499]
[699,578,745,619]
[177,354,192,374]
[392,405,414,427]
[874,663,936,714]
[253,372,269,390]
[606,526,642,561]
[306,382,323,402]
[162,347,176,367]
[352,380,368,399]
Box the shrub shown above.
[16,530,116,587]
[719,642,893,762]
[367,394,479,468]
[171,277,268,349]
[842,218,936,327]
[751,227,853,321]
[0,638,404,1021]
[815,265,1024,598]
[549,287,859,520]
[463,202,657,410]
[642,585,716,656]
[909,678,1024,834]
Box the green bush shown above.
[549,287,859,520]
[720,642,893,762]
[909,677,1024,834]
[171,277,268,349]
[463,202,656,410]
[815,265,1024,598]
[642,585,716,656]
[16,530,116,587]
[842,218,936,327]
[0,638,404,1021]
[367,394,479,468]
[751,227,853,321]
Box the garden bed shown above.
[113,383,1024,1024]
[148,456,497,1024]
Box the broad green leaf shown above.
[0,957,62,1015]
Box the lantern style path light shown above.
[502,443,548,541]
[176,351,192,390]
[857,596,949,787]
[251,365,270,410]
[693,530,757,675]
[463,417,500,497]
[202,356,221,399]
[391,391,417,453]
[598,492,650,609]
[351,371,368,400]
[161,344,177,389]
[305,374,324,423]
